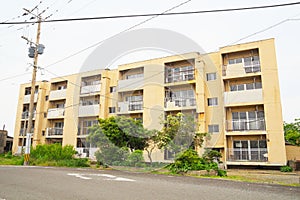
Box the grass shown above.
[0,153,24,165]
[152,169,300,187]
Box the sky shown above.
[0,0,300,136]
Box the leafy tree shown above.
[156,112,207,157]
[96,116,149,151]
[284,119,300,146]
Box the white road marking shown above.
[67,173,92,180]
[67,173,135,182]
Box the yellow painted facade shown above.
[12,38,286,167]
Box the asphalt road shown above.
[0,166,299,200]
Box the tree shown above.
[97,116,149,151]
[157,112,207,157]
[284,119,300,146]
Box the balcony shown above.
[77,127,92,136]
[165,98,196,110]
[46,127,63,137]
[118,77,144,92]
[80,84,101,95]
[224,89,263,107]
[49,89,66,100]
[78,104,99,117]
[225,119,266,132]
[23,94,38,104]
[47,108,65,119]
[21,111,36,119]
[19,128,34,136]
[222,63,261,79]
[227,148,268,162]
[118,101,143,113]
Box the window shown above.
[56,103,65,108]
[109,107,116,113]
[206,72,217,81]
[208,125,219,133]
[126,73,143,80]
[58,85,67,90]
[110,86,116,93]
[228,58,242,65]
[208,98,218,106]
[231,140,267,161]
[25,87,31,95]
[24,86,38,95]
[165,65,195,83]
[231,111,265,131]
[230,82,262,91]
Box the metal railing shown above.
[19,128,34,136]
[226,118,266,131]
[227,148,268,162]
[128,101,143,111]
[47,127,63,136]
[222,63,261,76]
[21,111,36,119]
[77,127,91,136]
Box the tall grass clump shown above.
[30,144,89,167]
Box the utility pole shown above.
[21,7,45,165]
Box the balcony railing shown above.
[165,98,196,109]
[19,128,34,136]
[224,89,263,106]
[23,94,38,104]
[47,108,65,118]
[21,111,36,119]
[49,89,67,100]
[80,83,101,94]
[46,127,63,136]
[222,63,261,77]
[226,119,266,131]
[78,104,99,117]
[128,101,143,111]
[118,101,143,113]
[78,127,92,136]
[227,148,268,162]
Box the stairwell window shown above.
[206,72,217,81]
[109,107,116,113]
[208,97,218,106]
[208,124,219,133]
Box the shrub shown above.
[217,169,227,177]
[166,149,226,176]
[125,150,145,167]
[280,166,293,172]
[95,146,129,166]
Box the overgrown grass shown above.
[30,144,90,167]
[0,152,24,165]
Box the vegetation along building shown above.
[12,38,287,168]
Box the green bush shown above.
[217,169,227,177]
[125,150,145,167]
[166,149,225,176]
[280,166,293,172]
[95,146,129,166]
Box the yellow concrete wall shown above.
[286,145,300,161]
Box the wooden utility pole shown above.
[22,8,43,165]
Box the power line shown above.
[0,0,192,83]
[43,0,192,69]
[1,1,300,25]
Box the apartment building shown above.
[12,38,286,167]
